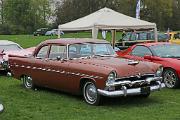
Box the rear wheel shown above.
[22,75,34,89]
[83,81,101,105]
[163,68,179,88]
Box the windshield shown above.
[150,44,180,58]
[69,43,115,59]
[0,44,22,52]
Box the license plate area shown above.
[141,86,150,94]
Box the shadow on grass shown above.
[0,71,7,76]
[23,85,162,107]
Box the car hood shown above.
[77,56,159,78]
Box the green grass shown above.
[0,32,122,48]
[0,34,180,120]
[1,76,180,120]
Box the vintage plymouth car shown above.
[9,38,165,105]
[0,40,34,71]
[117,42,180,88]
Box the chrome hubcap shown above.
[164,70,176,88]
[23,76,32,88]
[85,82,97,103]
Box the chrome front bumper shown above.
[98,77,165,97]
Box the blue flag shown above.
[136,0,140,19]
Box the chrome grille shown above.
[116,74,155,82]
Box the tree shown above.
[0,0,4,24]
[1,0,51,34]
[55,0,179,31]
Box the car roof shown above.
[0,40,19,45]
[41,38,109,45]
[136,42,171,47]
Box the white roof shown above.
[0,40,19,45]
[59,7,156,31]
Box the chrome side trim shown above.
[9,63,103,79]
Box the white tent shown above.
[58,7,158,44]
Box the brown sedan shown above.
[9,38,165,105]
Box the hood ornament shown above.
[136,73,141,79]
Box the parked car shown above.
[0,40,34,71]
[168,32,180,44]
[33,28,48,36]
[121,31,168,42]
[117,42,180,88]
[45,29,64,36]
[9,38,165,105]
[117,31,169,48]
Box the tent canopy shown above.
[58,7,156,31]
[58,7,157,43]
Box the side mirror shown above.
[144,55,153,60]
[0,50,5,55]
[56,56,61,61]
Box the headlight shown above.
[156,66,163,77]
[106,71,117,86]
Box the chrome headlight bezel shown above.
[106,71,117,86]
[156,66,163,77]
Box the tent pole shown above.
[92,27,98,39]
[154,25,158,42]
[58,25,61,38]
[111,29,116,49]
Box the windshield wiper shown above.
[162,55,180,58]
[93,54,114,57]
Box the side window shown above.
[49,45,67,59]
[94,44,109,54]
[131,46,152,57]
[36,46,49,58]
[80,44,91,56]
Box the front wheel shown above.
[22,75,34,89]
[83,81,101,105]
[163,69,179,88]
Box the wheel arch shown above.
[79,77,96,93]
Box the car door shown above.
[44,44,70,91]
[30,45,52,86]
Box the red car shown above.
[117,42,180,88]
[8,38,165,105]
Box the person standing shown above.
[102,30,107,40]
